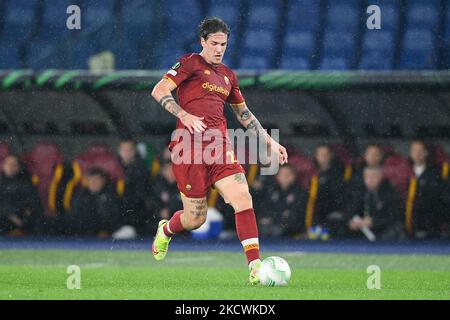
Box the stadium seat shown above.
[119,0,159,69]
[22,143,64,216]
[399,29,437,69]
[280,57,309,70]
[0,141,11,168]
[406,1,440,30]
[320,32,356,70]
[288,154,318,192]
[285,0,320,33]
[325,1,360,32]
[82,0,115,29]
[26,0,82,69]
[359,31,395,70]
[427,144,449,180]
[239,0,282,69]
[160,0,201,67]
[0,41,21,69]
[281,32,314,69]
[382,155,413,200]
[319,57,348,70]
[74,144,124,182]
[207,0,241,29]
[375,2,400,32]
[2,0,39,42]
[242,30,274,56]
[239,56,269,70]
[280,0,321,69]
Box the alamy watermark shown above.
[367,5,381,30]
[66,5,81,30]
[66,265,81,289]
[366,265,381,290]
[170,128,280,175]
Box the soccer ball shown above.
[259,256,291,287]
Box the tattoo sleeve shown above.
[232,103,270,142]
[158,95,185,118]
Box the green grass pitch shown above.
[0,249,449,300]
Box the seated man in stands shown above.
[347,167,403,240]
[408,140,443,239]
[63,168,121,237]
[0,155,43,236]
[257,164,307,238]
[117,137,152,235]
[312,144,346,237]
[350,144,385,190]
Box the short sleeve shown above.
[163,55,194,87]
[227,71,245,107]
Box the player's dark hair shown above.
[198,17,230,40]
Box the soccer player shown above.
[150,17,288,284]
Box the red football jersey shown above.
[163,53,245,136]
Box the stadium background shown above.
[0,0,449,239]
[0,0,449,301]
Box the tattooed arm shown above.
[151,78,206,133]
[231,102,288,164]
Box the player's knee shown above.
[230,190,253,212]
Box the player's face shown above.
[200,32,228,65]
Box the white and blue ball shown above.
[259,256,291,287]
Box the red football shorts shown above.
[170,141,245,198]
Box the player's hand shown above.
[178,111,206,134]
[269,139,288,165]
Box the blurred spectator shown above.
[407,140,443,239]
[257,165,307,238]
[347,167,404,240]
[350,144,385,190]
[117,137,153,234]
[310,144,346,237]
[0,155,43,236]
[152,151,182,230]
[440,181,450,239]
[61,168,121,237]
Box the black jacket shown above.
[119,157,151,226]
[411,164,444,238]
[259,182,308,236]
[0,171,44,234]
[314,161,346,225]
[151,174,182,215]
[348,180,402,238]
[63,184,121,235]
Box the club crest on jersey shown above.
[224,76,229,85]
[204,70,211,75]
[171,62,181,70]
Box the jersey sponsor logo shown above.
[167,69,177,76]
[202,82,230,97]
